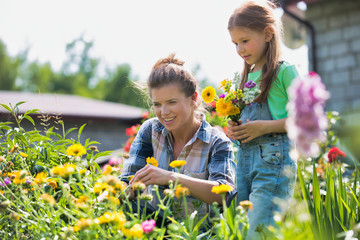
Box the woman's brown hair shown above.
[147,53,202,109]
[228,0,282,102]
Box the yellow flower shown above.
[50,163,77,178]
[47,179,58,189]
[228,106,240,116]
[9,170,28,184]
[239,200,253,211]
[107,196,120,205]
[20,152,28,158]
[211,184,234,194]
[130,224,143,238]
[202,86,216,103]
[169,160,187,168]
[40,193,56,206]
[216,98,233,117]
[74,218,93,231]
[219,78,229,90]
[94,211,126,226]
[33,172,47,185]
[146,157,158,167]
[79,169,87,175]
[103,165,113,175]
[66,144,87,156]
[175,186,190,198]
[93,182,115,195]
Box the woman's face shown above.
[150,83,196,133]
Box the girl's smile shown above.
[229,26,272,72]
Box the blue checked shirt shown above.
[121,115,236,218]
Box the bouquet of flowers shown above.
[201,72,261,123]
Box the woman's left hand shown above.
[129,164,173,186]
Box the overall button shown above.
[275,152,281,157]
[274,142,279,146]
[273,134,277,138]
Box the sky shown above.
[0,0,309,84]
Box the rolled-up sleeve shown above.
[120,119,154,183]
[208,136,237,206]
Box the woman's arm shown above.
[129,165,222,204]
[227,118,287,143]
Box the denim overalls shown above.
[236,101,297,240]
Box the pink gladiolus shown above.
[286,72,330,158]
[141,219,156,234]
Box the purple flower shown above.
[0,182,4,187]
[4,177,11,185]
[244,80,257,88]
[25,180,32,184]
[141,219,156,234]
[219,94,226,99]
[232,98,239,104]
[286,72,330,158]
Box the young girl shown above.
[120,53,236,225]
[226,1,299,239]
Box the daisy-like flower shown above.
[201,86,216,103]
[141,219,156,234]
[9,170,28,184]
[66,144,87,157]
[40,193,56,206]
[50,163,77,178]
[327,147,346,164]
[94,211,126,226]
[129,224,144,238]
[239,200,253,211]
[47,179,58,189]
[146,157,159,167]
[73,218,93,231]
[33,172,47,185]
[175,185,190,198]
[169,160,187,168]
[19,152,28,158]
[131,181,146,191]
[103,164,113,175]
[211,184,234,194]
[216,98,233,117]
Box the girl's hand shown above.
[237,119,266,143]
[226,119,242,140]
[129,164,172,186]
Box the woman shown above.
[120,53,236,223]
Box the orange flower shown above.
[175,186,190,198]
[146,157,158,167]
[169,160,186,168]
[211,184,234,194]
[239,200,253,211]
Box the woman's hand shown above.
[129,164,173,186]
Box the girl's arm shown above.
[227,118,287,143]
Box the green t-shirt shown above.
[247,61,299,120]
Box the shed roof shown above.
[0,91,145,120]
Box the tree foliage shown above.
[0,37,211,110]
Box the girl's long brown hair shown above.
[228,0,282,103]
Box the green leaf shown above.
[0,103,12,112]
[23,115,35,126]
[78,124,86,142]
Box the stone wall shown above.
[306,0,360,113]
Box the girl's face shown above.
[150,83,196,133]
[229,26,272,72]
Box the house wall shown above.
[0,113,140,152]
[306,0,360,113]
[305,0,360,159]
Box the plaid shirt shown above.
[120,115,236,217]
